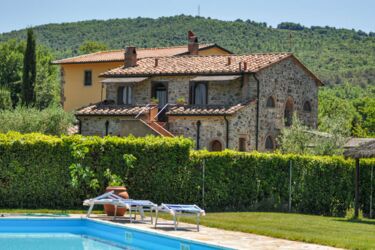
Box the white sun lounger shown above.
[155,203,205,231]
[83,191,157,224]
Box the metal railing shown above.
[135,104,150,119]
[154,103,173,119]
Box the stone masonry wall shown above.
[168,116,226,150]
[105,76,244,106]
[80,116,122,137]
[256,57,319,151]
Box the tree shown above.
[34,46,59,109]
[278,113,314,154]
[22,29,37,106]
[278,113,349,155]
[0,87,12,110]
[78,40,108,54]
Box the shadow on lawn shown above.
[334,218,375,225]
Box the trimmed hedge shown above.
[0,132,374,217]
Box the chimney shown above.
[188,31,199,55]
[124,46,137,67]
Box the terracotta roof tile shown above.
[52,44,216,64]
[76,102,151,116]
[76,102,251,117]
[101,53,292,77]
[167,103,248,116]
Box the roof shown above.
[344,137,375,149]
[101,53,291,77]
[344,139,375,159]
[76,101,251,117]
[52,44,227,64]
[167,103,249,116]
[76,102,151,116]
[101,77,148,84]
[101,53,323,86]
[191,75,241,82]
[67,125,78,135]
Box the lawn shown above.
[1,209,374,250]
[175,212,375,250]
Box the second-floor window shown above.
[84,70,92,86]
[117,86,132,105]
[190,82,207,105]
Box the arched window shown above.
[266,96,275,108]
[284,97,294,127]
[117,86,132,105]
[303,101,312,112]
[210,140,222,152]
[265,136,274,150]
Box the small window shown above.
[117,86,132,105]
[190,82,207,105]
[105,120,109,136]
[303,101,312,112]
[239,137,246,152]
[210,140,222,152]
[84,70,92,86]
[266,96,275,108]
[284,97,294,127]
[265,136,275,150]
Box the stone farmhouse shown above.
[53,37,231,111]
[55,32,322,152]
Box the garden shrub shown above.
[0,132,374,217]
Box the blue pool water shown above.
[0,218,230,250]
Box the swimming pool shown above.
[0,218,231,250]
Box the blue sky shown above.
[0,0,374,33]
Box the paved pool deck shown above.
[87,215,342,250]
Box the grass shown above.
[1,209,374,249]
[171,212,375,250]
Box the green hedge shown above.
[0,132,374,217]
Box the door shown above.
[152,82,168,121]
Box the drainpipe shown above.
[224,115,229,148]
[252,73,260,151]
[196,120,201,150]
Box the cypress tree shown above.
[22,28,37,106]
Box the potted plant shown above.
[176,97,186,105]
[150,97,159,105]
[103,153,136,216]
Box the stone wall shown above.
[80,116,122,137]
[255,57,319,151]
[168,116,226,150]
[79,115,157,137]
[227,102,257,151]
[105,76,244,106]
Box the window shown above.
[239,137,246,152]
[84,70,92,86]
[266,96,275,108]
[105,120,109,136]
[303,101,312,112]
[210,140,222,152]
[190,82,207,105]
[284,97,294,127]
[265,136,274,150]
[117,86,132,105]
